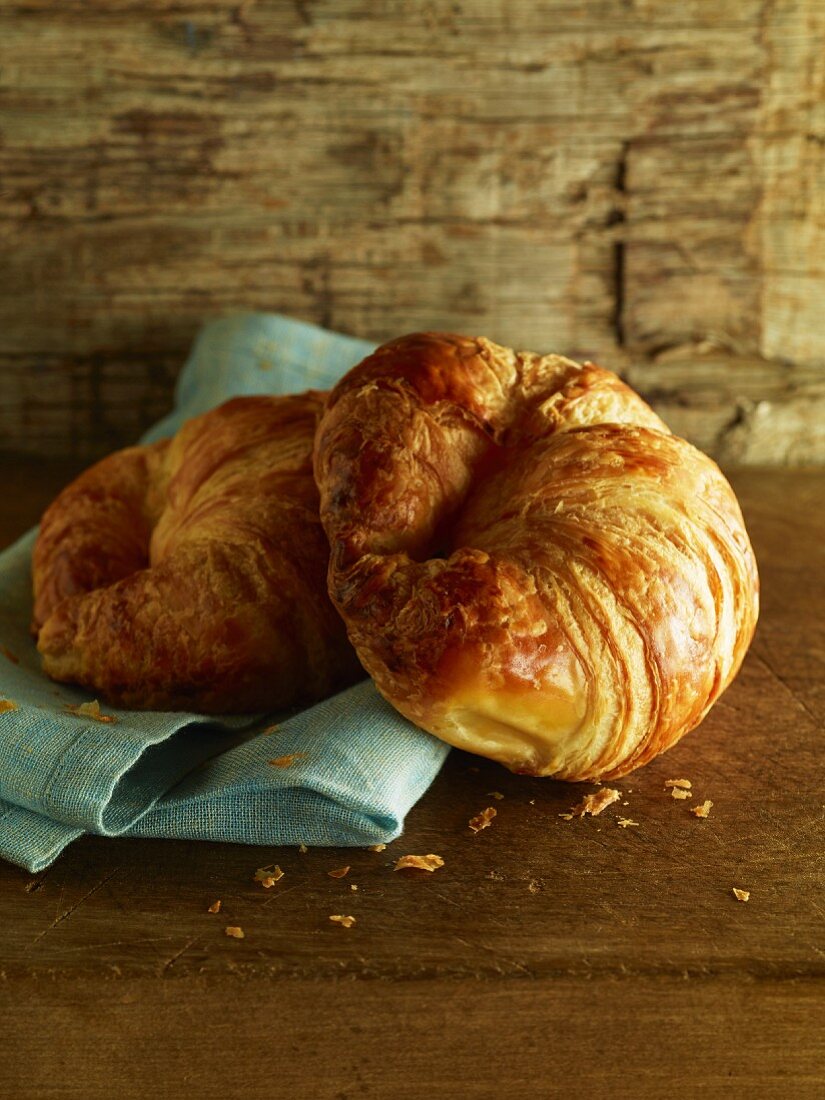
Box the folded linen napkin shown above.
[0,314,450,873]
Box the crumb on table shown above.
[394,854,444,872]
[254,865,284,888]
[329,914,356,928]
[469,807,497,833]
[570,788,621,817]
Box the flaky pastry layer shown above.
[33,394,361,712]
[314,333,759,780]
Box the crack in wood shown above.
[160,935,201,976]
[27,868,121,949]
[750,650,821,729]
[612,142,629,350]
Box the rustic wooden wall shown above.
[0,0,823,464]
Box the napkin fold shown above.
[0,314,450,873]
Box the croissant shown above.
[33,394,361,712]
[314,332,759,780]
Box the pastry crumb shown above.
[327,866,350,879]
[394,854,444,872]
[665,778,692,790]
[65,700,116,723]
[368,843,387,852]
[558,812,574,821]
[254,865,284,887]
[298,843,308,853]
[691,800,713,819]
[527,878,544,894]
[350,884,358,892]
[262,723,279,735]
[224,926,244,939]
[329,914,356,928]
[570,788,621,817]
[487,791,505,800]
[732,887,750,903]
[207,900,222,914]
[670,787,692,800]
[469,806,497,833]
[485,870,505,882]
[0,698,18,714]
[617,817,639,828]
[268,752,306,768]
[0,645,19,665]
[528,798,536,805]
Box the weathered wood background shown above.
[0,0,823,463]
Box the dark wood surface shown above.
[0,462,823,1098]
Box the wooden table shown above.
[1,463,823,1099]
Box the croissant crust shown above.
[33,394,361,712]
[314,332,760,780]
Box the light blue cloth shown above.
[0,314,450,873]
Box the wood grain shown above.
[0,1,822,464]
[4,979,822,1100]
[0,462,822,1096]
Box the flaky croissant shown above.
[33,394,361,712]
[314,332,759,780]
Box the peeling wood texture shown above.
[0,461,824,1096]
[0,0,823,463]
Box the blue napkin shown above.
[0,314,450,873]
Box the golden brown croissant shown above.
[314,333,759,780]
[33,394,362,712]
